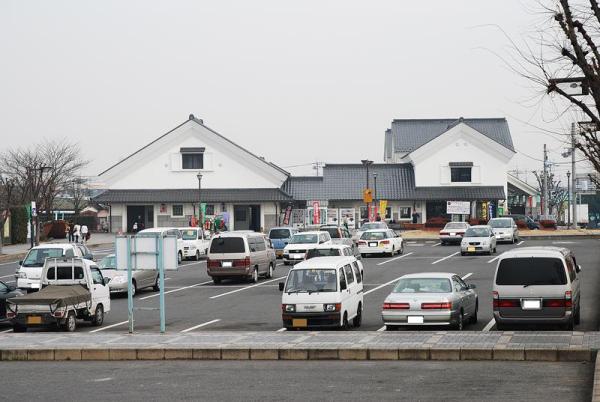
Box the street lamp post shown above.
[373,172,378,220]
[197,172,203,234]
[566,171,571,229]
[361,159,373,222]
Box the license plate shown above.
[221,261,232,268]
[292,318,307,327]
[450,233,456,236]
[369,242,378,247]
[292,254,304,259]
[408,316,424,324]
[467,246,475,252]
[27,316,42,324]
[522,299,541,310]
[30,283,41,289]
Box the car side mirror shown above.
[278,282,284,292]
[250,247,256,252]
[340,281,347,291]
[7,284,16,292]
[467,284,476,289]
[576,265,582,273]
[103,278,110,286]
[18,260,23,266]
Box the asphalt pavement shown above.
[1,239,599,334]
[0,360,592,401]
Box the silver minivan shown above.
[493,247,581,330]
[207,232,276,284]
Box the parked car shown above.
[439,222,470,245]
[381,272,478,330]
[138,228,184,264]
[279,256,363,330]
[282,231,332,265]
[16,244,84,291]
[306,244,364,279]
[319,225,354,250]
[493,247,581,330]
[460,225,497,255]
[358,229,404,257]
[352,221,389,243]
[179,227,211,261]
[504,214,540,230]
[75,244,95,261]
[268,227,299,259]
[488,217,519,243]
[207,231,276,284]
[7,257,110,332]
[98,254,160,296]
[0,281,23,322]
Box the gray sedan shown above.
[460,225,497,255]
[98,254,159,297]
[381,273,478,330]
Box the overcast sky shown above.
[0,1,586,184]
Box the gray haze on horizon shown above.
[0,1,587,185]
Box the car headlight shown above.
[282,304,295,312]
[17,271,26,279]
[323,303,340,312]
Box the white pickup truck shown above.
[7,257,111,332]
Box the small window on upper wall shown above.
[181,147,205,170]
[172,204,184,217]
[450,167,471,183]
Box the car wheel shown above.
[195,250,200,261]
[352,303,362,328]
[130,280,137,297]
[493,246,497,254]
[64,312,77,332]
[341,312,350,330]
[250,268,258,283]
[495,322,506,331]
[385,325,398,331]
[574,304,581,325]
[177,252,182,265]
[454,311,464,331]
[470,301,478,324]
[266,263,274,279]
[153,276,160,292]
[13,324,26,333]
[389,247,395,257]
[564,317,575,331]
[399,244,404,254]
[92,304,104,326]
[212,277,222,285]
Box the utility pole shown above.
[571,123,578,228]
[566,171,571,229]
[542,144,549,216]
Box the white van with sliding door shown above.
[278,256,363,330]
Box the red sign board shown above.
[313,201,320,224]
[283,205,292,225]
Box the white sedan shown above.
[357,229,404,257]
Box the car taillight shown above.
[421,302,451,310]
[233,257,251,267]
[207,259,220,268]
[565,291,572,308]
[383,302,410,310]
[358,241,366,245]
[543,299,568,308]
[381,240,390,245]
[440,232,448,235]
[493,299,519,308]
[493,291,499,299]
[53,310,65,318]
[6,311,15,319]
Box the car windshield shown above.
[269,229,291,239]
[361,231,387,240]
[98,255,116,269]
[306,248,342,259]
[361,223,386,231]
[393,278,452,293]
[489,219,512,228]
[210,237,246,253]
[321,227,340,238]
[496,257,567,286]
[444,223,467,230]
[464,228,490,237]
[181,230,198,240]
[22,248,65,267]
[285,269,337,293]
[291,234,318,244]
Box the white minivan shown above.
[137,228,184,264]
[179,227,211,261]
[279,256,363,330]
[16,244,84,291]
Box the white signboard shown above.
[115,234,179,271]
[327,208,339,225]
[339,208,356,230]
[446,201,470,215]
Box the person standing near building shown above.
[81,224,89,244]
[132,221,138,234]
[73,223,81,243]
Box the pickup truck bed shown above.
[9,285,91,308]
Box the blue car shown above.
[268,227,299,258]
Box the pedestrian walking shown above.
[66,222,73,242]
[81,224,89,244]
[73,223,81,243]
[132,221,138,233]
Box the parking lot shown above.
[1,238,599,334]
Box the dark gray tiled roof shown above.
[93,188,293,203]
[413,186,506,201]
[283,164,416,201]
[388,118,515,154]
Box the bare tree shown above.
[0,175,19,253]
[67,177,90,217]
[533,170,569,218]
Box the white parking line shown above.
[0,274,15,279]
[139,280,213,300]
[180,319,221,333]
[482,319,495,332]
[376,252,414,266]
[0,329,13,333]
[517,241,525,246]
[0,261,18,266]
[431,252,459,265]
[376,325,386,332]
[461,273,473,280]
[431,242,441,247]
[487,256,500,264]
[89,320,128,333]
[180,260,207,268]
[364,277,403,296]
[276,327,287,332]
[210,276,286,299]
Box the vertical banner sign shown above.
[379,200,388,218]
[31,201,37,217]
[312,201,320,224]
[367,204,373,222]
[488,202,494,219]
[283,205,292,225]
[200,203,207,224]
[481,202,488,221]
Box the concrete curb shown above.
[0,347,595,362]
[593,353,600,402]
